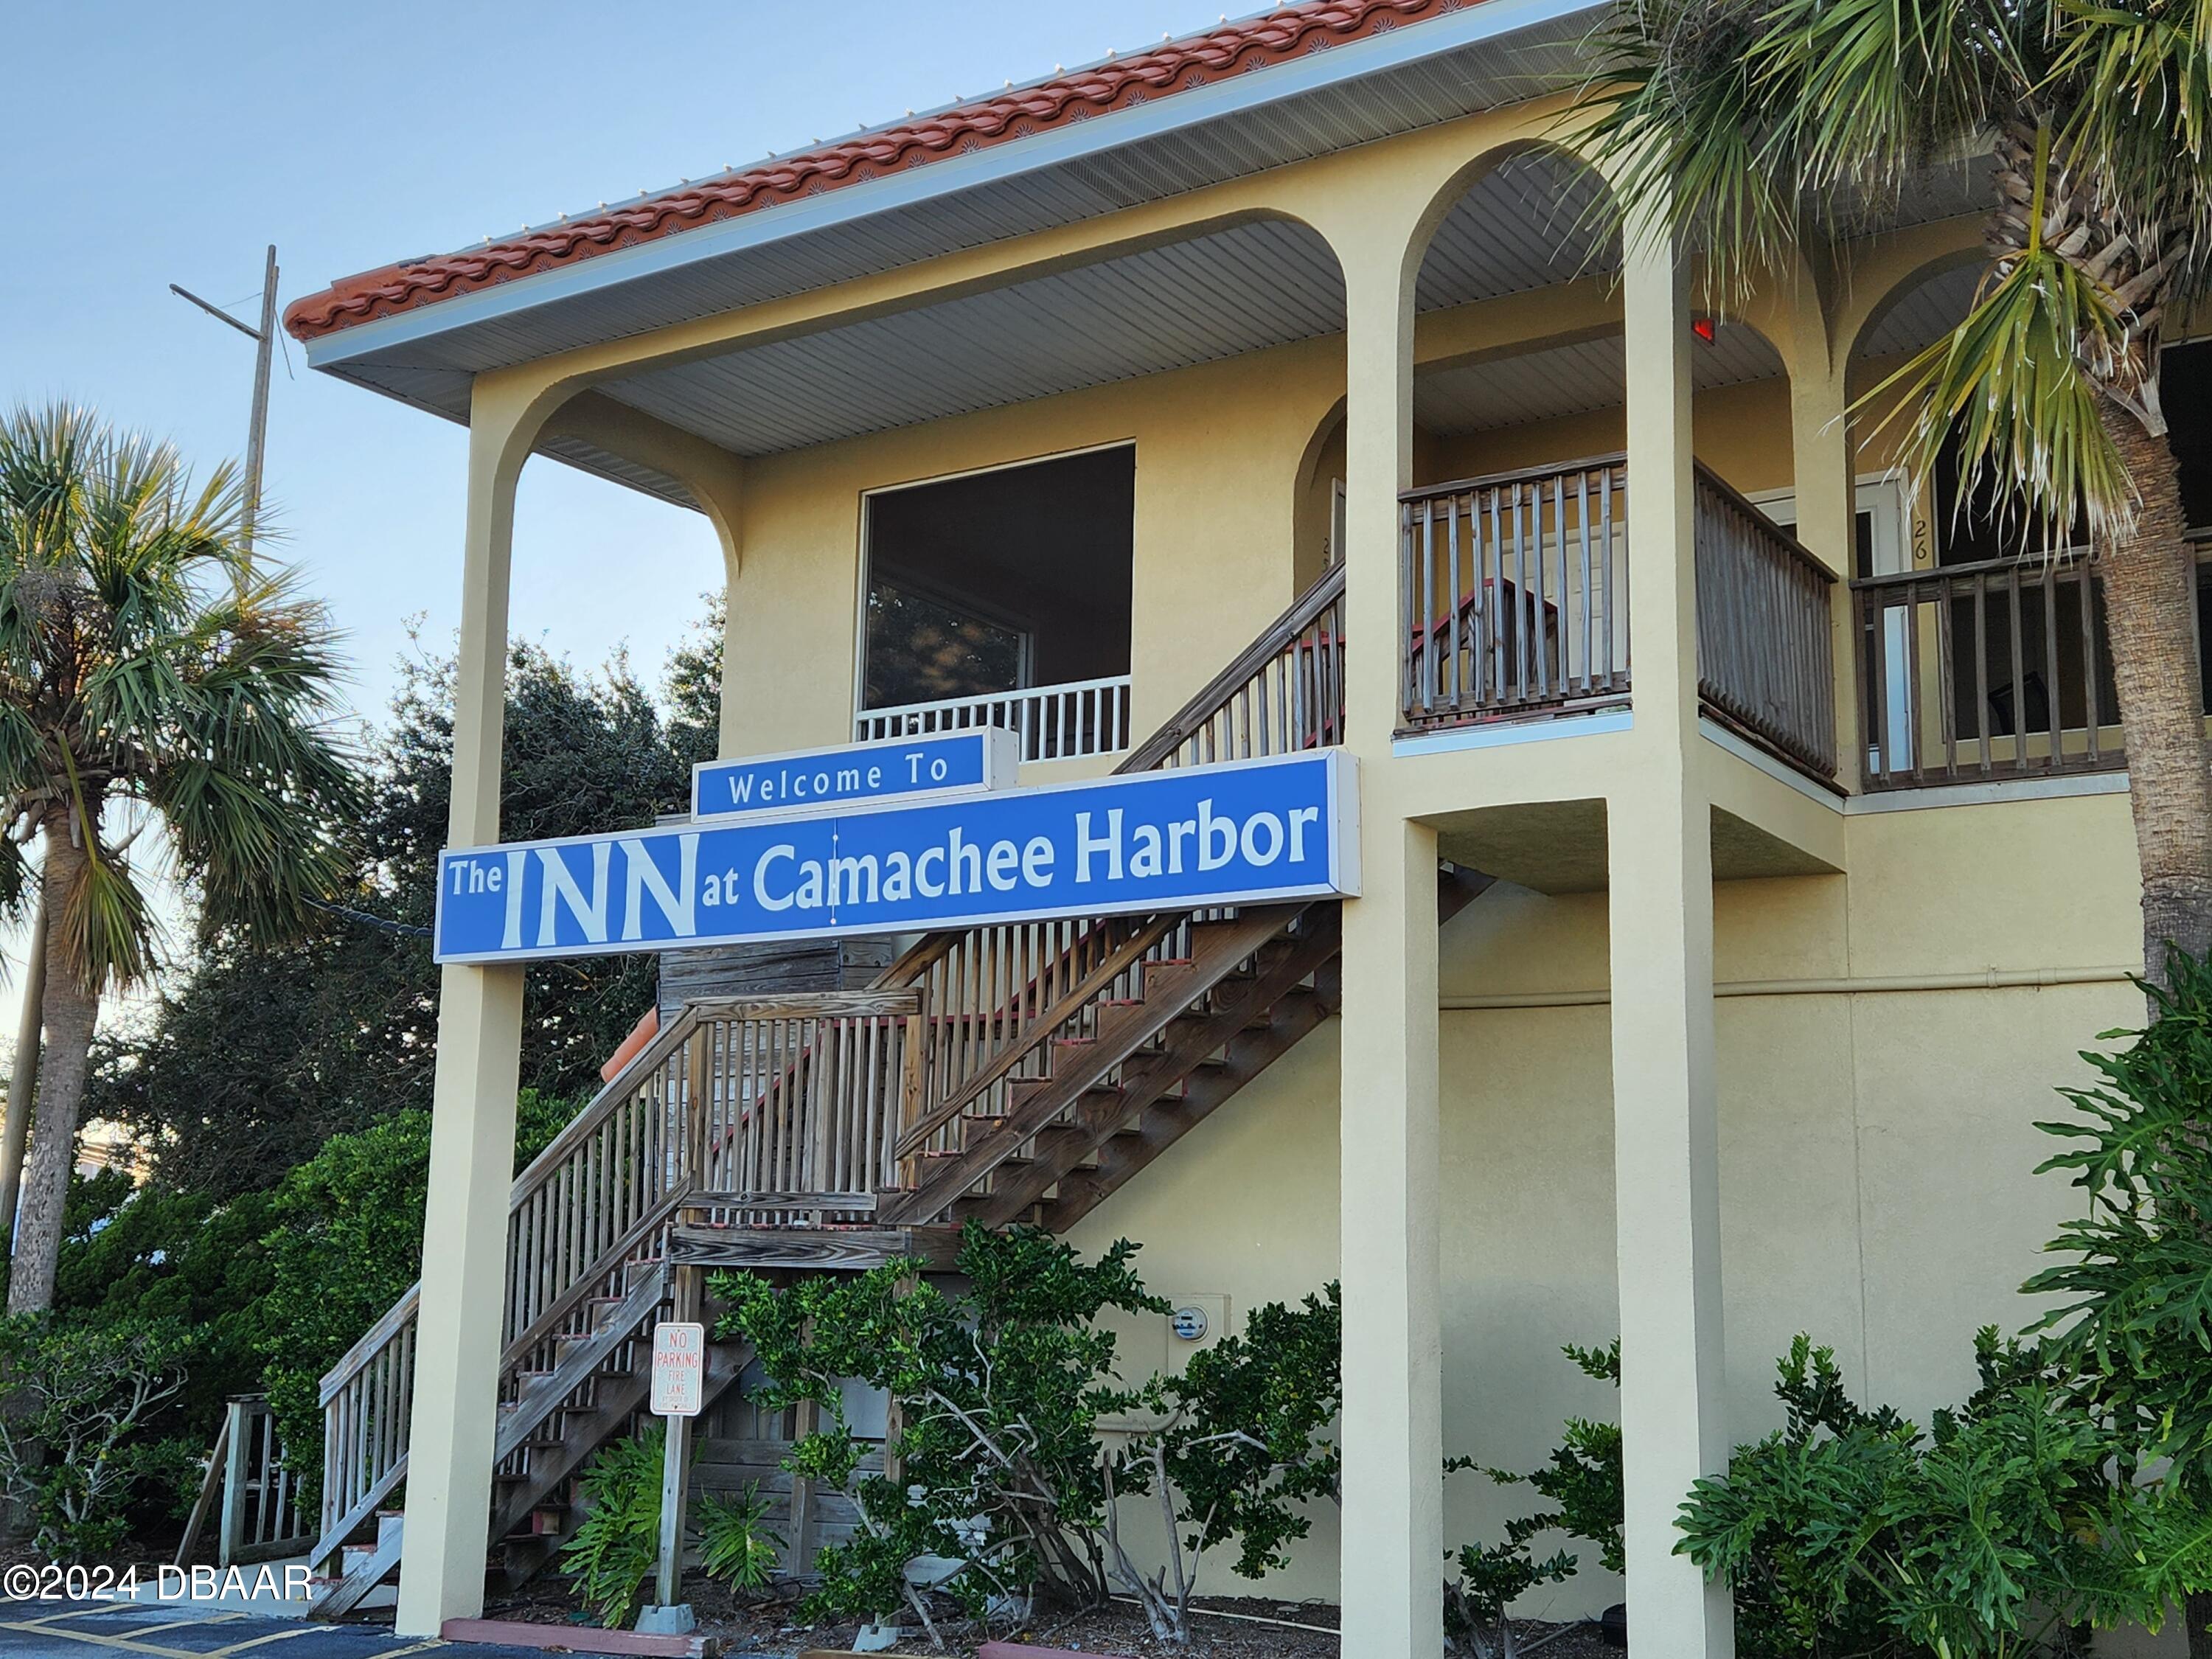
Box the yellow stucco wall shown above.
[727,335,1346,763]
[707,229,2151,1620]
[1068,792,2144,1611]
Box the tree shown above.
[713,1225,1167,1643]
[89,623,720,1200]
[1105,1285,1346,1645]
[0,403,357,1313]
[1580,0,2212,987]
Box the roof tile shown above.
[284,0,1458,343]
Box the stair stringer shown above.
[308,1258,676,1618]
[952,866,1495,1230]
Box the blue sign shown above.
[692,728,1017,820]
[435,751,1358,964]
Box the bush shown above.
[695,1484,781,1593]
[1155,1282,1343,1579]
[52,1170,275,1450]
[714,1224,1165,1641]
[1677,1333,2171,1659]
[559,1429,785,1627]
[0,1313,192,1561]
[1106,1284,1346,1644]
[1445,1340,1621,1659]
[562,1427,667,1627]
[2028,954,2212,1507]
[256,1089,580,1493]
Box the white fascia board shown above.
[304,0,1599,372]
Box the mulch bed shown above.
[473,1575,1611,1658]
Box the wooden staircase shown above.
[308,560,1494,1616]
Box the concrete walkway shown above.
[0,1601,555,1659]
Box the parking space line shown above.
[0,1615,203,1658]
[200,1630,321,1659]
[366,1644,448,1657]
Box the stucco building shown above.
[284,2,2211,1654]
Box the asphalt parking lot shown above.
[0,1601,559,1659]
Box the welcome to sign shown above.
[434,750,1357,965]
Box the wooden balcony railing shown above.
[1399,456,1840,781]
[1852,552,2123,790]
[1694,465,1838,779]
[1399,456,1630,732]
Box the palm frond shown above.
[1859,221,2136,545]
[53,833,156,993]
[1568,0,2019,298]
[0,403,362,967]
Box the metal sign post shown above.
[639,1302,705,1635]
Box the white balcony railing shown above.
[855,675,1133,762]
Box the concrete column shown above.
[1610,211,1734,1659]
[394,380,540,1638]
[1782,280,1863,790]
[1335,215,1445,1659]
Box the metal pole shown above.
[0,894,47,1252]
[240,245,277,568]
[169,247,277,588]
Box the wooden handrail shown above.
[892,913,1181,1157]
[1692,462,1836,586]
[319,995,723,1400]
[1118,563,1346,774]
[1402,451,1628,505]
[493,1191,689,1372]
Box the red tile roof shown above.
[284,0,1457,344]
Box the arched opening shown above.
[1844,260,2212,786]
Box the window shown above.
[859,446,1135,713]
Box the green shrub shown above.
[696,1484,781,1593]
[0,1313,193,1561]
[1154,1282,1343,1581]
[714,1223,1165,1638]
[1104,1284,1346,1643]
[1445,1340,1621,1658]
[256,1089,580,1495]
[2028,953,2212,1505]
[1677,1333,2171,1659]
[562,1426,667,1627]
[52,1171,275,1451]
[558,1435,782,1627]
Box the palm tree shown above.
[0,403,358,1314]
[1577,0,2212,991]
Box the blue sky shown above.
[3,0,1225,725]
[0,0,1222,1026]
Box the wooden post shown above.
[217,1397,251,1568]
[174,1409,232,1568]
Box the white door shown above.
[1756,479,1912,772]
